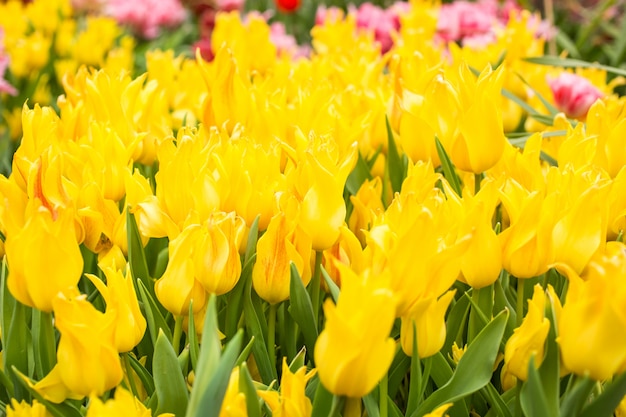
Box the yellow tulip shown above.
[155,225,207,316]
[5,200,82,312]
[218,367,247,417]
[193,212,246,295]
[314,265,395,398]
[423,404,453,417]
[86,387,172,417]
[501,285,551,384]
[257,358,316,417]
[499,180,557,278]
[348,177,385,246]
[252,201,312,304]
[7,399,52,417]
[86,267,146,352]
[53,291,123,397]
[400,290,456,358]
[557,244,626,380]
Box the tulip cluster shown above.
[1,0,626,417]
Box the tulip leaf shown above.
[240,362,262,417]
[235,335,256,367]
[443,292,470,355]
[406,322,423,415]
[127,354,155,396]
[288,263,319,365]
[311,377,334,417]
[31,310,56,379]
[153,329,189,417]
[12,367,82,417]
[468,285,494,344]
[577,372,626,417]
[320,266,340,304]
[188,301,200,371]
[363,391,381,417]
[186,294,221,414]
[385,115,405,195]
[153,246,169,279]
[481,382,513,417]
[434,136,462,197]
[244,215,260,266]
[560,376,595,417]
[137,279,173,345]
[5,300,29,400]
[387,348,410,398]
[515,73,559,116]
[535,297,560,417]
[346,151,373,196]
[289,346,307,373]
[524,56,626,78]
[186,330,243,417]
[242,268,275,383]
[126,208,154,299]
[414,310,508,417]
[226,254,255,339]
[520,356,552,417]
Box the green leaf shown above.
[11,368,82,417]
[385,115,405,195]
[520,356,553,417]
[387,348,410,398]
[537,297,560,416]
[288,263,319,364]
[127,354,155,396]
[242,270,275,383]
[240,362,262,417]
[524,56,626,78]
[468,285,494,344]
[5,300,29,399]
[443,293,470,354]
[188,301,200,371]
[435,136,462,197]
[363,390,381,417]
[346,151,373,195]
[320,266,340,304]
[560,376,595,417]
[186,331,243,417]
[244,215,260,266]
[555,30,582,59]
[515,73,559,116]
[406,322,423,416]
[126,208,154,299]
[235,335,256,367]
[225,254,254,339]
[137,279,172,345]
[31,310,56,378]
[153,330,189,417]
[311,378,334,417]
[289,346,307,373]
[481,383,513,417]
[414,310,509,416]
[578,372,626,417]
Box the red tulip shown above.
[276,0,300,13]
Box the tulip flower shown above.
[348,177,385,246]
[218,368,247,417]
[155,225,207,316]
[6,399,51,417]
[501,285,551,384]
[5,202,82,312]
[276,0,300,13]
[53,291,123,397]
[193,212,246,295]
[86,267,146,352]
[314,265,395,398]
[86,387,172,417]
[400,290,456,358]
[547,71,603,119]
[557,244,626,380]
[252,200,312,304]
[257,358,316,417]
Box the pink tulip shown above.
[547,72,604,118]
[0,28,16,96]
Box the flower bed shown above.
[1,0,626,416]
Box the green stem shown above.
[172,315,184,354]
[380,371,389,417]
[311,251,323,325]
[329,395,345,417]
[122,353,140,399]
[268,303,278,373]
[474,173,483,195]
[516,278,525,327]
